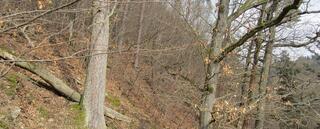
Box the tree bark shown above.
[83,0,109,128]
[200,0,230,129]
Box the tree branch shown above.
[213,0,302,63]
[228,0,268,22]
[274,32,320,48]
[298,10,320,15]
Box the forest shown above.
[0,0,319,129]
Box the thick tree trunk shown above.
[200,0,230,129]
[200,62,220,129]
[83,0,109,128]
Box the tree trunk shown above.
[242,39,263,129]
[118,0,130,53]
[237,42,253,129]
[255,26,275,129]
[200,0,230,129]
[83,0,109,128]
[134,1,146,69]
[240,43,254,106]
[256,1,278,128]
[242,35,263,129]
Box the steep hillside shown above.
[0,32,203,129]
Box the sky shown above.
[279,0,320,59]
[301,0,320,23]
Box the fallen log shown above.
[0,49,131,122]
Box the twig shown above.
[0,0,82,33]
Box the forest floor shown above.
[0,32,199,129]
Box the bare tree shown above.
[200,0,302,128]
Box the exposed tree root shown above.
[0,49,131,122]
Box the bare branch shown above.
[213,0,302,63]
[0,0,82,33]
[298,10,320,15]
[228,0,268,22]
[274,33,320,48]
